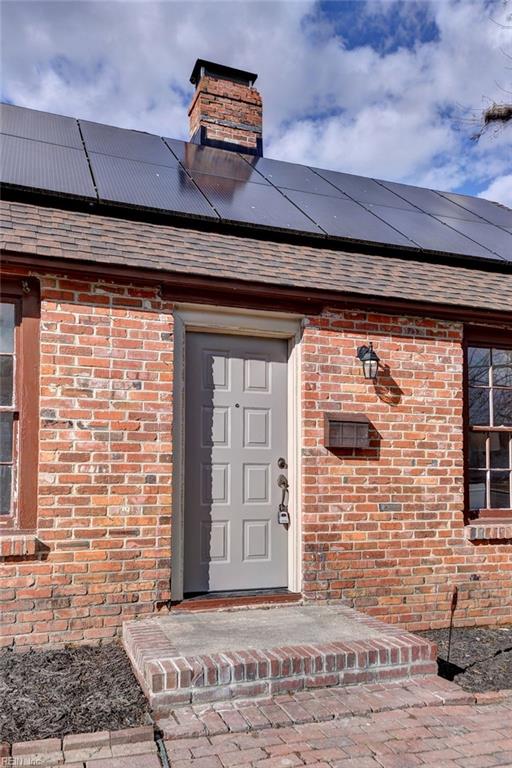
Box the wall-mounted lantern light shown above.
[356,342,380,380]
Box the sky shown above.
[1,0,511,206]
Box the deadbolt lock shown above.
[278,457,287,469]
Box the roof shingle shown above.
[2,200,511,314]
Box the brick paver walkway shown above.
[157,678,471,740]
[164,698,512,768]
[4,680,512,766]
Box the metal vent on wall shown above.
[324,413,371,450]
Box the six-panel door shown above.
[184,333,288,593]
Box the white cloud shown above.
[479,174,512,207]
[1,0,511,198]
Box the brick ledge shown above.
[0,534,40,559]
[5,725,155,763]
[467,522,512,541]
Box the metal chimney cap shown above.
[190,59,258,88]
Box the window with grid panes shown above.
[467,344,512,514]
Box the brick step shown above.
[156,677,477,741]
[122,606,437,713]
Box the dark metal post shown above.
[447,585,458,662]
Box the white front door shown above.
[184,332,289,593]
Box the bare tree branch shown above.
[474,4,512,139]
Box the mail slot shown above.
[324,412,370,449]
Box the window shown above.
[0,278,39,532]
[467,333,512,516]
[1,302,16,515]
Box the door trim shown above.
[171,303,304,601]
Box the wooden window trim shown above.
[464,326,512,521]
[0,277,39,533]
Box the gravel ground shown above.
[0,642,152,743]
[420,626,512,692]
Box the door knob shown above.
[277,474,288,489]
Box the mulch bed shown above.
[420,626,512,693]
[0,641,152,743]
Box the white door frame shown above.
[171,303,303,601]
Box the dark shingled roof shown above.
[1,102,512,270]
[2,200,512,315]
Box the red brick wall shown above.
[1,273,173,647]
[1,275,511,648]
[301,309,512,629]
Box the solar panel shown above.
[246,157,345,196]
[366,205,498,259]
[378,180,485,221]
[281,190,414,246]
[81,120,177,166]
[0,133,96,199]
[435,217,511,262]
[164,139,269,184]
[313,169,417,209]
[89,154,218,219]
[0,103,83,149]
[191,173,323,234]
[437,192,512,228]
[2,102,511,265]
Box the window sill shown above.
[467,521,512,542]
[0,533,40,559]
[470,508,512,520]
[470,426,512,432]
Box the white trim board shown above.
[171,304,304,601]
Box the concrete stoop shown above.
[122,604,437,714]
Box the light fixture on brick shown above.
[356,342,380,380]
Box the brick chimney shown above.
[188,59,263,156]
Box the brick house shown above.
[1,60,511,649]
